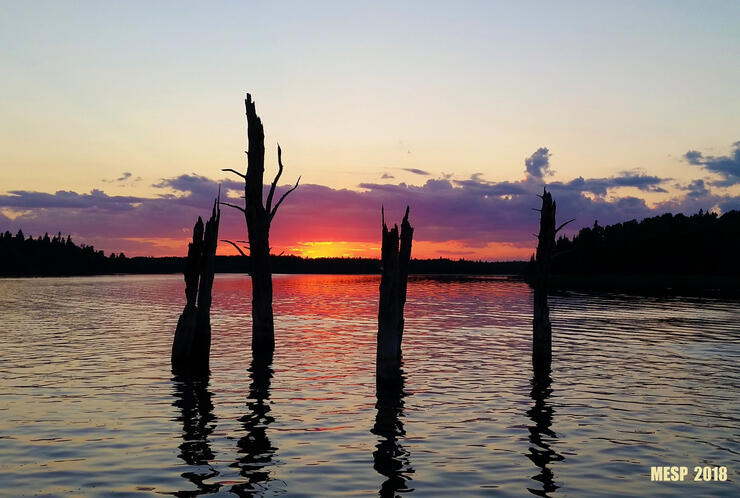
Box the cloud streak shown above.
[401,168,430,176]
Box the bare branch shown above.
[221,168,246,180]
[221,239,249,258]
[219,201,246,213]
[266,144,284,213]
[269,176,301,221]
[555,218,576,234]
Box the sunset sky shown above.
[1,1,739,259]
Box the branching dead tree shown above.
[172,196,221,375]
[532,187,573,371]
[377,206,413,380]
[221,94,300,359]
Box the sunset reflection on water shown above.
[0,274,738,496]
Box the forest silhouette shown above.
[0,230,126,276]
[548,209,740,276]
[2,208,739,281]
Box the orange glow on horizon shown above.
[112,237,188,256]
[99,235,533,261]
[216,239,533,261]
[282,241,380,258]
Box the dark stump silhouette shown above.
[377,206,413,380]
[171,375,221,496]
[172,198,220,376]
[371,367,414,496]
[230,357,278,496]
[526,363,564,497]
[221,93,300,361]
[532,188,572,371]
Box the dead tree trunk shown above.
[377,206,413,380]
[221,94,300,361]
[172,197,221,376]
[533,188,573,371]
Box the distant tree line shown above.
[0,230,526,276]
[0,230,126,276]
[6,210,737,278]
[541,210,740,276]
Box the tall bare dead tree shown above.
[221,94,299,359]
[532,188,573,371]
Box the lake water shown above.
[0,274,738,497]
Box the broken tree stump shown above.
[377,206,413,380]
[172,197,220,376]
[533,188,573,371]
[220,94,300,361]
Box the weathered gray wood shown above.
[172,198,220,375]
[377,206,413,380]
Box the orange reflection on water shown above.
[215,274,533,318]
[215,274,380,320]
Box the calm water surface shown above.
[0,274,738,496]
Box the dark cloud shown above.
[0,189,144,210]
[102,172,135,183]
[719,196,740,212]
[381,173,394,179]
[350,174,681,246]
[550,174,667,197]
[685,179,709,198]
[154,174,242,208]
[402,168,430,176]
[0,176,239,252]
[684,141,740,186]
[684,151,703,165]
[525,147,553,178]
[452,178,529,196]
[0,173,734,257]
[1,146,737,258]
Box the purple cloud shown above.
[402,168,430,176]
[1,146,737,258]
[525,147,553,178]
[0,189,144,210]
[550,173,668,197]
[684,141,740,186]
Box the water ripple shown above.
[0,275,738,496]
